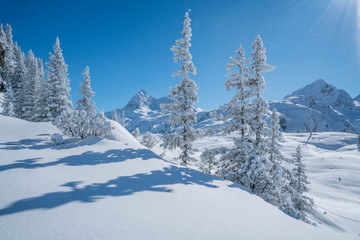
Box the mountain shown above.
[270,79,360,133]
[108,80,360,134]
[105,90,219,134]
[0,115,357,239]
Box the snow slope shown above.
[151,131,360,237]
[0,115,356,240]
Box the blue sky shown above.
[1,0,359,111]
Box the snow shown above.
[153,130,360,237]
[0,115,357,239]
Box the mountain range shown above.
[105,79,360,134]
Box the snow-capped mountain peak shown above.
[123,90,154,111]
[285,79,355,110]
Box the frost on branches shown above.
[55,67,110,139]
[161,11,199,166]
[141,131,157,149]
[218,45,253,184]
[46,37,73,121]
[290,145,314,221]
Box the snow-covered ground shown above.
[151,131,360,237]
[0,115,358,239]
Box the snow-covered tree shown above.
[131,127,140,138]
[269,109,285,164]
[141,131,157,149]
[2,24,15,86]
[2,85,14,116]
[47,37,73,121]
[200,148,223,174]
[218,45,253,183]
[112,109,118,122]
[12,42,26,117]
[248,35,275,155]
[19,50,42,121]
[92,110,111,137]
[290,145,314,221]
[0,25,7,76]
[161,11,199,166]
[73,66,97,139]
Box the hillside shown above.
[0,115,357,240]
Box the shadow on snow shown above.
[0,148,160,172]
[0,165,218,216]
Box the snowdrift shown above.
[0,115,357,240]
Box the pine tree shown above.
[33,58,52,122]
[92,110,111,137]
[269,109,285,164]
[74,66,97,138]
[0,25,7,77]
[20,50,41,120]
[161,11,199,166]
[132,128,140,138]
[290,145,314,221]
[12,42,26,118]
[2,85,14,116]
[141,131,157,149]
[46,37,73,121]
[3,24,15,86]
[218,45,253,184]
[112,109,119,122]
[248,35,275,155]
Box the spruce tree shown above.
[3,24,15,86]
[2,85,14,117]
[248,35,275,155]
[46,37,73,121]
[75,66,97,138]
[12,42,26,118]
[218,45,253,184]
[161,11,199,166]
[112,109,118,122]
[290,145,314,221]
[141,131,157,149]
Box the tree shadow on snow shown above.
[0,148,160,172]
[0,165,218,216]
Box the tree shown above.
[2,85,14,117]
[132,128,140,138]
[141,131,157,149]
[161,11,199,166]
[269,109,285,164]
[46,37,73,121]
[2,24,15,86]
[20,50,42,121]
[112,109,119,122]
[92,110,111,137]
[11,42,26,118]
[73,66,97,138]
[290,145,314,221]
[218,45,253,184]
[248,35,275,155]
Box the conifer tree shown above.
[3,24,15,85]
[2,85,14,117]
[141,131,157,149]
[248,35,275,155]
[112,109,118,122]
[290,145,314,220]
[92,110,111,137]
[46,37,73,121]
[161,11,199,166]
[12,42,26,117]
[74,66,97,138]
[218,45,253,183]
[269,109,285,164]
